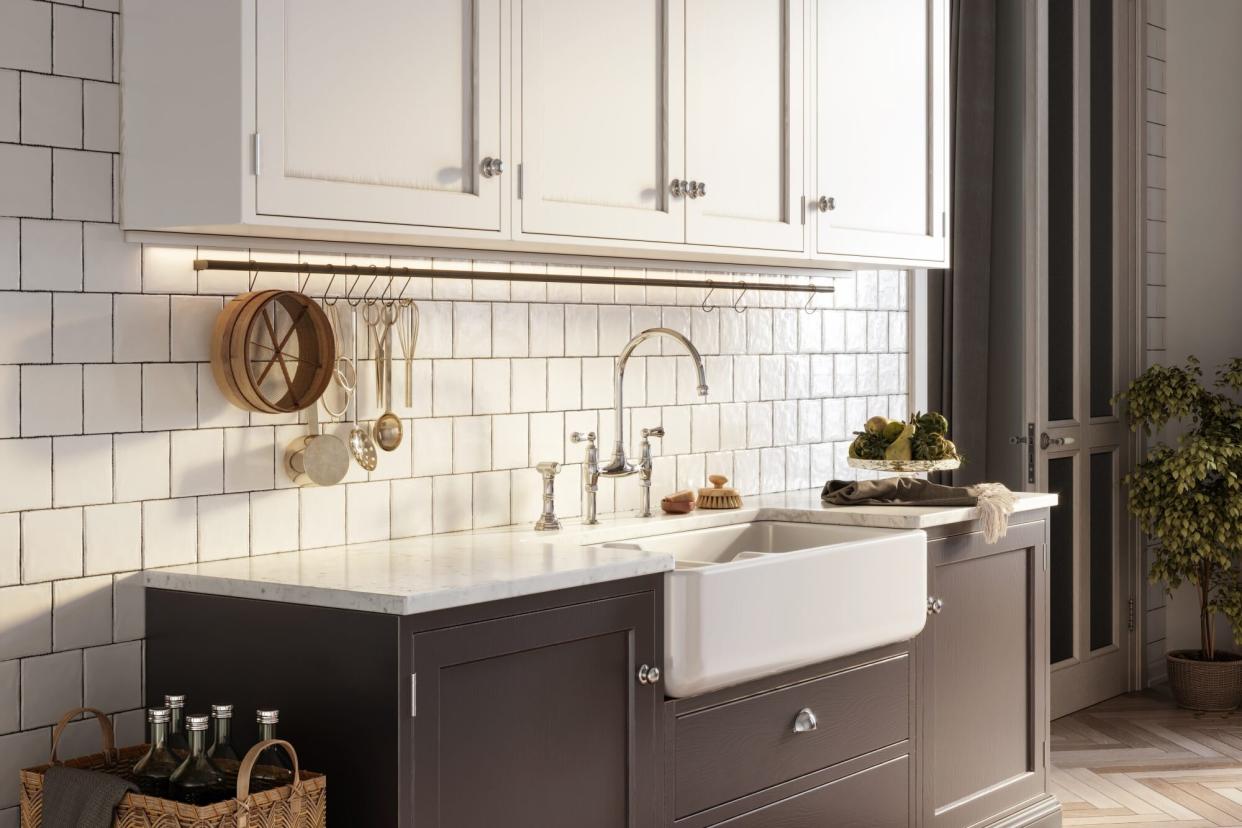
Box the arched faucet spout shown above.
[600,328,708,476]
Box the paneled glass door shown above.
[1038,0,1137,719]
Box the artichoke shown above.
[914,411,950,435]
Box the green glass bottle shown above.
[131,708,180,798]
[169,714,226,806]
[206,704,239,763]
[164,694,189,757]
[250,709,294,791]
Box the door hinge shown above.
[941,211,946,235]
[252,133,262,176]
[516,162,523,199]
[1128,597,1136,632]
[410,673,417,717]
[1043,543,1048,572]
[800,195,807,225]
[1026,422,1035,484]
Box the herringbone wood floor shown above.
[1052,689,1242,826]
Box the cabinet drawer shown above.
[674,654,909,818]
[709,755,910,827]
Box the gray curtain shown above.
[929,0,997,486]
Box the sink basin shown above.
[599,521,927,697]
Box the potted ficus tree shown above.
[1116,356,1242,711]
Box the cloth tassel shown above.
[968,482,1016,544]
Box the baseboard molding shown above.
[984,795,1062,828]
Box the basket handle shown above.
[235,738,304,809]
[50,707,117,766]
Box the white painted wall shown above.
[1160,0,1242,654]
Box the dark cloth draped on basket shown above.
[821,478,1016,543]
[41,766,137,828]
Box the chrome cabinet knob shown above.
[638,664,661,685]
[927,596,945,615]
[695,181,706,198]
[793,707,818,733]
[480,157,505,177]
[686,180,700,199]
[817,196,835,212]
[670,179,690,197]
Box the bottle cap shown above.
[164,694,186,708]
[185,714,210,731]
[147,707,171,723]
[211,704,233,718]
[256,709,280,725]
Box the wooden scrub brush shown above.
[697,475,743,509]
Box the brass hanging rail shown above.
[192,259,835,296]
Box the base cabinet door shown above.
[813,0,948,263]
[412,592,661,828]
[922,521,1050,828]
[255,0,506,230]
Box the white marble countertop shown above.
[145,488,1057,614]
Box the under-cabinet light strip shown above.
[192,259,835,295]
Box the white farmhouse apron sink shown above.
[598,521,928,697]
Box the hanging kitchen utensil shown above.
[396,301,420,409]
[368,302,403,452]
[347,302,378,471]
[284,401,350,487]
[210,290,336,414]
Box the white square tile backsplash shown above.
[0,5,910,817]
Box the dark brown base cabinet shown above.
[145,511,1060,828]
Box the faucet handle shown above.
[536,460,560,477]
[570,431,596,445]
[641,426,665,439]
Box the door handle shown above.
[1040,433,1076,450]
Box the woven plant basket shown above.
[20,707,326,828]
[1167,650,1242,712]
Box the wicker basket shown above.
[1167,650,1242,712]
[20,707,326,828]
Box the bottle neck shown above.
[150,720,169,748]
[212,717,231,743]
[258,722,278,742]
[187,729,207,757]
[169,708,184,732]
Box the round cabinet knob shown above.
[480,157,505,177]
[686,180,700,199]
[695,181,706,198]
[670,179,689,198]
[927,597,945,615]
[637,664,661,685]
[793,707,818,733]
[817,196,836,212]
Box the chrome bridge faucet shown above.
[572,328,708,524]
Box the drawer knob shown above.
[792,707,817,733]
[480,157,505,177]
[638,664,661,685]
[927,596,945,615]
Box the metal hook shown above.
[297,268,312,296]
[702,280,716,313]
[248,261,259,292]
[346,274,364,307]
[803,292,818,315]
[732,282,748,314]
[395,273,415,306]
[363,266,380,305]
[323,270,341,305]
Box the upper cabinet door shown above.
[255,0,505,231]
[685,0,805,252]
[814,0,948,263]
[517,0,685,243]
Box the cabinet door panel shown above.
[924,522,1048,828]
[256,0,503,230]
[413,592,660,828]
[685,0,804,251]
[815,0,947,262]
[518,0,684,242]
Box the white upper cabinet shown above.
[516,0,685,243]
[684,0,805,252]
[256,0,504,231]
[813,0,949,264]
[122,0,948,268]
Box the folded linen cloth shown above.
[42,765,138,828]
[821,478,1016,543]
